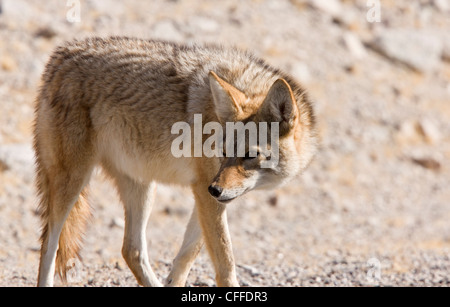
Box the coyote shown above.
[34,37,317,287]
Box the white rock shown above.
[88,0,126,16]
[0,143,34,175]
[291,62,311,83]
[418,119,441,144]
[151,20,184,42]
[371,30,443,73]
[397,119,441,145]
[110,217,125,229]
[433,0,450,12]
[343,32,367,59]
[2,0,33,19]
[189,16,220,34]
[238,264,261,277]
[398,120,420,142]
[308,0,342,17]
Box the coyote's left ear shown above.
[209,71,246,123]
[261,78,298,135]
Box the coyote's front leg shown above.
[191,182,239,287]
[166,206,204,286]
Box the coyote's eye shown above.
[243,151,260,160]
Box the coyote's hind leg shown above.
[104,164,162,287]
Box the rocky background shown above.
[0,0,449,286]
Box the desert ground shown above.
[0,0,449,286]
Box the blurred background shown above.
[0,0,449,286]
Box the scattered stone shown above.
[34,27,57,39]
[369,30,443,73]
[0,143,34,176]
[188,16,220,34]
[343,63,360,74]
[397,119,442,145]
[162,205,189,217]
[433,0,450,12]
[342,32,367,59]
[331,7,359,30]
[411,157,441,172]
[268,195,278,207]
[417,119,441,144]
[442,40,450,63]
[397,120,421,144]
[238,264,261,277]
[1,56,18,72]
[290,62,311,83]
[307,0,342,18]
[114,261,124,270]
[0,159,9,173]
[151,20,184,42]
[110,217,124,229]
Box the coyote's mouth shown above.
[215,187,249,204]
[216,197,237,204]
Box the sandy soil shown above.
[0,0,449,286]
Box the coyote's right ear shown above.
[260,78,298,136]
[209,71,246,123]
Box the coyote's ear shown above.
[209,71,245,123]
[261,78,298,135]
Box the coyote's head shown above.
[207,71,317,203]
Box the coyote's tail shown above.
[35,152,91,282]
[56,190,90,281]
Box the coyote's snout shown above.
[34,37,317,287]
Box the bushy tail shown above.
[55,189,91,281]
[36,157,91,282]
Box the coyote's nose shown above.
[208,185,223,198]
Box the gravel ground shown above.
[0,0,449,287]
